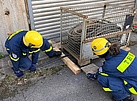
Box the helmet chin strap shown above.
[28,43,35,48]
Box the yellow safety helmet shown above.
[91,38,111,55]
[23,30,43,48]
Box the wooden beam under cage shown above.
[53,45,130,75]
[54,47,81,74]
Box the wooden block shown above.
[54,47,81,74]
[81,63,99,74]
[62,57,81,74]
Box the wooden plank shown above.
[62,57,81,74]
[54,47,81,74]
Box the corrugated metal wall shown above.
[27,0,135,39]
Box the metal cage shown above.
[60,2,135,66]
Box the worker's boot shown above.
[122,95,134,101]
[112,95,134,101]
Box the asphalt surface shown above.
[2,32,137,101]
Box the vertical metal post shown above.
[102,4,106,18]
[27,0,35,30]
[126,1,136,46]
[126,31,131,46]
[80,19,87,60]
[134,0,137,8]
[60,8,63,47]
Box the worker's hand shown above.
[29,64,36,72]
[12,68,24,77]
[86,73,97,80]
[98,67,103,72]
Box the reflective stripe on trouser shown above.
[97,74,130,100]
[123,80,137,94]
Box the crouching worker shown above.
[88,38,137,101]
[5,30,62,78]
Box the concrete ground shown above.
[1,32,137,101]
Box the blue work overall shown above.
[5,30,54,71]
[96,50,137,100]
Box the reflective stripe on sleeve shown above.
[22,53,26,55]
[29,49,40,54]
[8,30,23,40]
[44,46,53,52]
[99,72,109,76]
[117,52,135,73]
[9,55,19,61]
[123,80,128,85]
[6,48,10,50]
[103,87,112,91]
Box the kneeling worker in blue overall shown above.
[87,38,137,101]
[5,30,61,78]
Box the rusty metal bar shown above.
[60,7,88,19]
[83,30,132,43]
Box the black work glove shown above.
[49,51,62,58]
[12,67,24,78]
[29,64,36,72]
[86,73,97,80]
[54,51,62,56]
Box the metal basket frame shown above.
[60,2,135,66]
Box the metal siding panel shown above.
[27,0,135,39]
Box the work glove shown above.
[29,64,36,72]
[49,51,62,58]
[86,73,97,80]
[54,51,62,57]
[12,67,24,78]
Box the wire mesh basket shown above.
[60,2,135,66]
